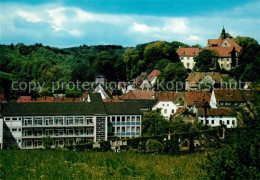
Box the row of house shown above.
[0,93,143,149]
[177,28,242,71]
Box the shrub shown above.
[164,134,180,155]
[42,136,54,149]
[146,139,163,152]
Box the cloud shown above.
[17,10,42,23]
[0,1,259,47]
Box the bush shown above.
[43,136,54,149]
[146,139,163,152]
[100,141,111,152]
[75,143,94,151]
[163,134,180,155]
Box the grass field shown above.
[0,150,207,179]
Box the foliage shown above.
[163,134,180,155]
[0,150,206,179]
[169,117,192,133]
[156,62,188,91]
[142,111,169,136]
[42,136,54,149]
[194,49,216,72]
[202,90,260,179]
[146,139,163,152]
[154,59,171,71]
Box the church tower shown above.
[221,26,226,39]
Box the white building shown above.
[177,48,200,70]
[152,99,179,120]
[0,118,3,149]
[198,108,237,128]
[0,93,142,149]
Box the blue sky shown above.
[0,0,259,47]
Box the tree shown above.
[142,111,169,136]
[194,49,216,72]
[123,48,141,80]
[202,90,260,179]
[169,117,192,133]
[156,62,188,91]
[43,136,54,149]
[154,59,171,71]
[144,41,180,72]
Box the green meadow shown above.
[0,150,206,179]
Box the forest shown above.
[0,36,259,100]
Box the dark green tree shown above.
[194,49,216,72]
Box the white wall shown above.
[152,101,179,120]
[198,116,237,128]
[180,56,195,70]
[0,118,3,149]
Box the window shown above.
[162,104,165,106]
[131,126,135,132]
[132,116,136,121]
[232,120,235,125]
[87,117,93,125]
[75,128,84,135]
[172,109,175,113]
[164,109,167,113]
[206,120,209,124]
[66,117,74,125]
[181,57,184,60]
[112,127,115,132]
[227,58,229,61]
[12,128,17,132]
[201,120,203,124]
[211,120,214,124]
[45,129,53,136]
[126,126,130,132]
[136,126,140,132]
[4,117,10,121]
[221,64,224,68]
[227,120,230,125]
[116,127,120,132]
[219,120,223,125]
[117,116,120,122]
[46,117,54,126]
[35,117,43,126]
[24,117,33,126]
[122,116,125,122]
[86,128,93,135]
[167,104,169,107]
[76,117,84,125]
[227,64,229,68]
[187,63,190,68]
[35,129,43,136]
[55,129,64,136]
[66,128,74,135]
[24,130,33,136]
[12,117,18,121]
[127,116,130,121]
[112,116,115,122]
[122,127,125,132]
[187,57,190,60]
[56,117,64,125]
[137,116,140,121]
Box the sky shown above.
[0,0,260,47]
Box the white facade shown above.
[210,90,217,108]
[0,118,3,149]
[180,56,196,70]
[198,115,237,128]
[152,101,179,120]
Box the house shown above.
[152,98,179,120]
[0,93,142,149]
[185,72,232,91]
[17,96,83,103]
[183,91,211,110]
[206,27,242,70]
[147,70,161,85]
[171,107,197,124]
[210,89,252,108]
[177,48,200,71]
[138,79,153,91]
[120,91,155,100]
[198,108,237,128]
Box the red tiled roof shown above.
[147,70,161,82]
[177,48,200,57]
[120,91,155,100]
[0,94,6,102]
[185,92,211,106]
[198,108,235,116]
[82,92,89,99]
[17,96,32,102]
[186,72,230,85]
[207,39,241,53]
[204,47,238,57]
[172,107,187,116]
[213,90,252,102]
[155,91,180,102]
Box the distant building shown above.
[185,72,232,91]
[210,89,252,108]
[198,108,237,128]
[177,48,200,70]
[171,107,197,124]
[120,91,155,100]
[206,27,242,71]
[0,93,142,149]
[147,70,161,85]
[152,98,179,120]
